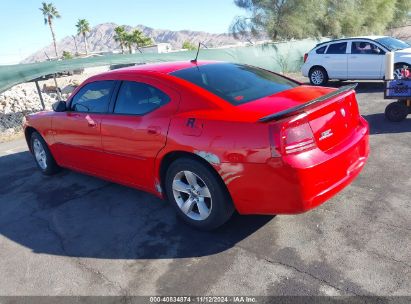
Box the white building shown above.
[139,43,172,54]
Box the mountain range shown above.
[22,23,243,63]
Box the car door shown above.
[51,80,116,174]
[348,40,386,79]
[100,77,180,191]
[323,41,348,79]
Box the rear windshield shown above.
[170,63,299,105]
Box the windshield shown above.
[375,37,410,51]
[170,63,299,105]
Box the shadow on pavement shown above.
[300,79,385,94]
[0,151,274,260]
[363,113,410,135]
[325,80,385,94]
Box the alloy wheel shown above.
[172,170,212,221]
[311,69,324,85]
[33,138,47,170]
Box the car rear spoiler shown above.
[259,84,358,122]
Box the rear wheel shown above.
[385,101,409,122]
[30,132,60,175]
[309,67,329,86]
[165,158,234,230]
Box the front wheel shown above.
[309,67,329,86]
[165,158,234,230]
[385,101,409,122]
[30,132,60,175]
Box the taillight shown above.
[281,115,316,155]
[303,53,308,63]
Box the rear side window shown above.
[316,46,327,54]
[326,42,347,54]
[114,81,170,115]
[70,80,115,113]
[170,63,298,105]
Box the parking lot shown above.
[0,80,410,296]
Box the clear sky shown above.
[0,0,245,64]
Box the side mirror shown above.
[52,100,67,112]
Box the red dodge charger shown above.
[24,61,369,230]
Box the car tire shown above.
[385,101,409,122]
[393,64,411,79]
[165,158,234,230]
[309,67,329,86]
[30,132,60,175]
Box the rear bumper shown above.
[224,117,369,214]
[301,64,310,77]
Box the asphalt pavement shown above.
[0,80,410,296]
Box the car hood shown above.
[395,47,411,54]
[394,48,411,59]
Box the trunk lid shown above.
[304,89,360,151]
[242,85,360,152]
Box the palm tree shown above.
[121,29,151,54]
[39,2,61,58]
[114,26,127,54]
[130,29,152,53]
[76,19,91,55]
[124,33,134,54]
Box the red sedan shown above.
[24,61,369,230]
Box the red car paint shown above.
[24,61,369,215]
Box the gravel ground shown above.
[0,73,96,142]
[0,78,410,297]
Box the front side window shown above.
[326,42,347,54]
[70,81,115,113]
[351,41,384,55]
[170,63,298,105]
[114,81,170,115]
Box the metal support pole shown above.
[53,73,62,101]
[34,80,45,110]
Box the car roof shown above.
[315,36,388,48]
[102,60,218,75]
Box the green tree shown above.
[39,2,61,58]
[124,33,134,54]
[182,40,197,50]
[389,0,411,27]
[62,50,73,59]
[320,0,397,37]
[76,19,91,55]
[230,0,325,40]
[114,26,127,54]
[231,0,411,40]
[130,29,152,53]
[124,30,152,54]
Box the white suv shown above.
[302,36,411,86]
